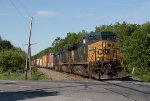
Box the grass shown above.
[119,70,129,77]
[0,68,52,80]
[0,72,25,80]
[119,69,150,82]
[134,72,150,82]
[31,68,52,80]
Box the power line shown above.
[18,0,31,17]
[8,0,28,21]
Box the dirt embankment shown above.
[38,68,94,81]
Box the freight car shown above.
[32,32,121,80]
[32,53,54,68]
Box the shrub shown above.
[0,47,26,72]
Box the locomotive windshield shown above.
[86,32,116,44]
[101,34,116,41]
[88,35,100,41]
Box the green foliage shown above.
[0,47,26,72]
[32,47,53,60]
[31,67,52,80]
[0,70,51,80]
[0,39,13,51]
[52,37,64,53]
[52,30,88,53]
[137,72,150,82]
[96,22,140,47]
[141,22,150,34]
[52,37,63,47]
[32,30,88,59]
[0,37,26,72]
[0,72,25,80]
[123,28,150,73]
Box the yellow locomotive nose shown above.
[88,40,112,62]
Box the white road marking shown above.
[19,86,30,88]
[8,81,17,83]
[5,85,12,87]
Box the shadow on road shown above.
[0,89,59,101]
[95,76,142,82]
[115,76,142,82]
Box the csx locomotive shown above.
[32,32,121,79]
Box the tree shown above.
[123,28,150,74]
[0,47,26,72]
[52,37,63,47]
[0,40,13,51]
[95,22,140,46]
[50,31,88,53]
[141,22,150,34]
[51,37,64,53]
[95,24,114,32]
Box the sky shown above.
[0,0,150,55]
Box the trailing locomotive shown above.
[32,32,121,79]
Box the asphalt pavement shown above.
[0,77,150,101]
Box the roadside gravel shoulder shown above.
[38,68,94,81]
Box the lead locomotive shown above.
[53,32,121,79]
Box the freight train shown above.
[32,32,121,79]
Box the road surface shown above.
[0,77,149,101]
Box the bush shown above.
[123,28,150,73]
[0,47,26,72]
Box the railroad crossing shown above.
[0,79,149,101]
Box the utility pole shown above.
[25,50,28,80]
[25,17,33,80]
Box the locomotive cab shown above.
[87,32,121,79]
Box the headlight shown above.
[113,58,116,60]
[97,58,100,61]
[102,42,106,47]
